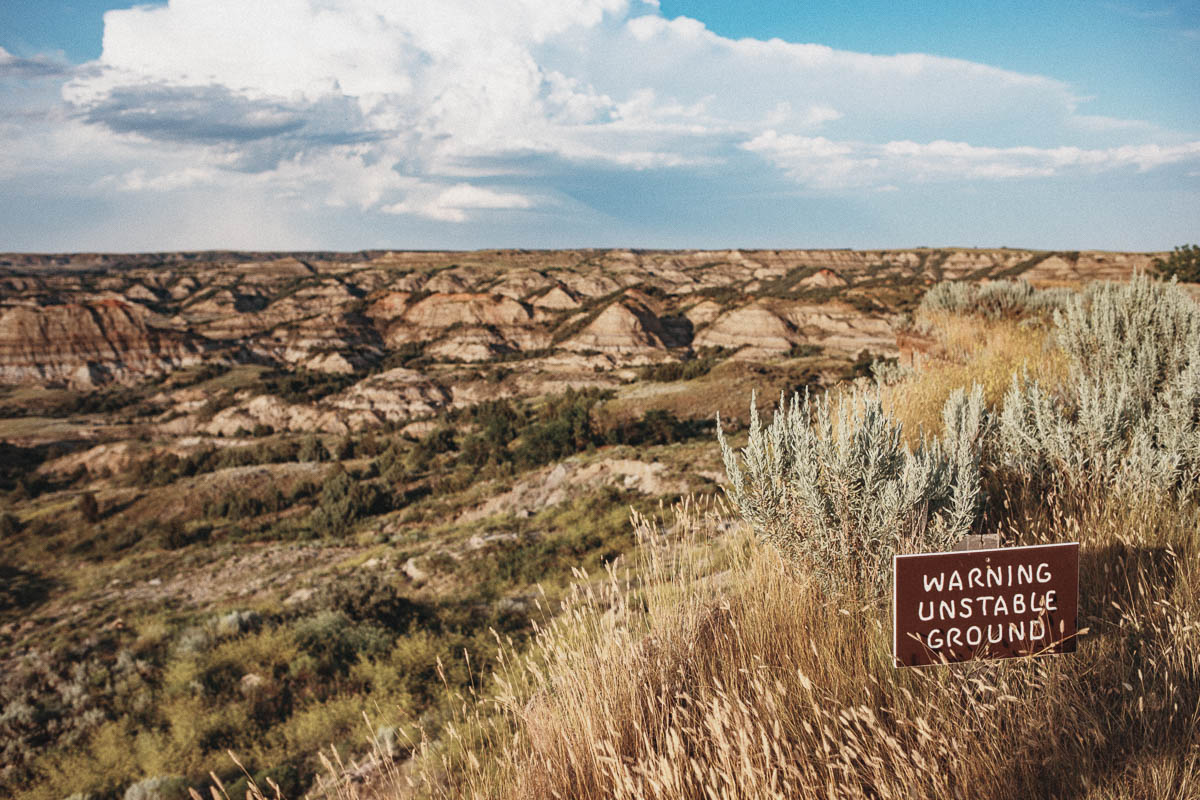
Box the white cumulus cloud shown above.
[383,182,536,222]
[0,0,1195,243]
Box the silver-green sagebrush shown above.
[717,385,988,595]
[919,278,1074,320]
[1000,273,1200,499]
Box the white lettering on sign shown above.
[921,563,1054,592]
[894,542,1079,667]
[925,619,1047,650]
[913,558,1060,654]
[916,591,1056,622]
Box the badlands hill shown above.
[0,247,1151,393]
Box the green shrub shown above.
[604,409,708,447]
[718,386,987,594]
[0,442,51,496]
[292,611,393,678]
[312,572,431,632]
[638,350,727,382]
[1151,244,1200,283]
[304,467,391,537]
[257,368,359,404]
[297,434,329,463]
[162,522,210,550]
[869,357,913,387]
[0,565,55,612]
[513,390,597,468]
[128,440,311,487]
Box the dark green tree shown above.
[1152,244,1200,283]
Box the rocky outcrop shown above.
[798,269,846,289]
[377,291,552,358]
[459,457,689,522]
[205,394,331,436]
[563,294,672,353]
[683,299,724,329]
[780,302,897,353]
[230,256,313,283]
[490,269,553,300]
[0,299,208,388]
[37,440,144,478]
[401,292,530,328]
[425,328,512,362]
[693,304,798,353]
[934,251,1004,279]
[1022,251,1154,284]
[532,286,580,311]
[206,368,453,435]
[270,310,384,373]
[365,291,411,320]
[324,368,452,425]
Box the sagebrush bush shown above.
[1000,274,1200,497]
[919,278,1073,320]
[869,357,914,387]
[1055,273,1198,412]
[717,385,987,593]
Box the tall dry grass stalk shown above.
[234,491,1199,799]
[380,486,1198,800]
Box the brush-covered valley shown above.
[2,247,1198,800]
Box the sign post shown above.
[893,542,1079,668]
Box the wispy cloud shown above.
[743,132,1200,189]
[0,46,71,79]
[383,182,536,222]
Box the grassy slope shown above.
[364,307,1200,800]
[0,371,746,798]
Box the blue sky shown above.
[1,1,1197,252]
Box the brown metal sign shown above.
[893,542,1079,668]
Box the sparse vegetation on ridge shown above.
[918,278,1074,320]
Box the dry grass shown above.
[884,312,1068,442]
[599,356,843,426]
[281,485,1199,800]
[231,311,1198,800]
